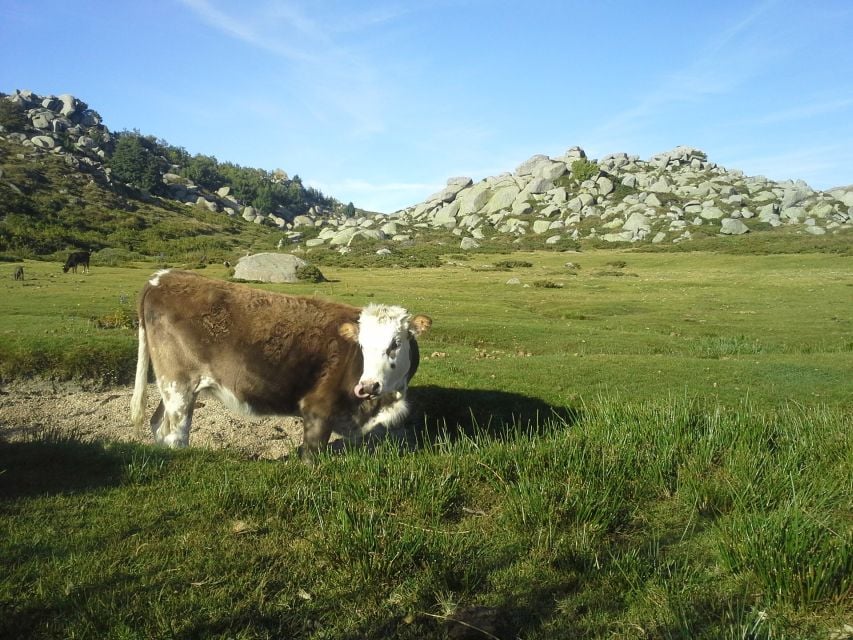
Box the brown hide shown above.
[139,270,364,422]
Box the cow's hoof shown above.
[296,445,320,466]
[163,433,188,448]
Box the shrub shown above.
[0,100,27,130]
[610,181,639,204]
[92,248,145,267]
[571,158,600,183]
[108,134,163,193]
[296,263,327,283]
[495,260,533,269]
[93,307,138,330]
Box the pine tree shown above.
[109,135,162,193]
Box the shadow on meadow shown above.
[329,384,578,456]
[407,384,579,444]
[0,436,132,499]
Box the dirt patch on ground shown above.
[0,380,306,459]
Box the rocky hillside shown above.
[0,89,338,233]
[2,89,851,258]
[284,146,852,251]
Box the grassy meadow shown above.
[1,250,851,639]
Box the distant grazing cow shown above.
[63,251,90,273]
[130,270,432,460]
[13,266,23,281]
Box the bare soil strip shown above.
[0,381,305,460]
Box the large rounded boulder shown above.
[233,253,325,283]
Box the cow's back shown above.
[139,270,362,414]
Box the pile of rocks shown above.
[389,145,852,247]
[1,89,113,179]
[3,90,108,148]
[276,145,851,251]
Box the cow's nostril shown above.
[355,381,381,398]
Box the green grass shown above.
[3,251,852,407]
[1,401,849,639]
[1,249,851,638]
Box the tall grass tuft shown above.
[717,505,852,607]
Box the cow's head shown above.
[340,304,432,399]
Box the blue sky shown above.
[2,1,852,212]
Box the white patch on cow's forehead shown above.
[358,304,409,346]
[361,303,409,324]
[148,269,171,287]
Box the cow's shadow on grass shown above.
[0,435,135,499]
[347,385,579,454]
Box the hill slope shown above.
[0,89,345,261]
[1,89,851,263]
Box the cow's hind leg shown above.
[154,380,197,448]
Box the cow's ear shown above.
[409,314,432,336]
[338,322,359,341]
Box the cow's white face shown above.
[342,304,431,399]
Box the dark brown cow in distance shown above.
[131,269,432,460]
[13,266,24,281]
[63,251,90,273]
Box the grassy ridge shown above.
[1,250,851,638]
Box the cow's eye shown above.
[387,338,400,355]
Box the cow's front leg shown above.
[148,400,165,440]
[298,412,333,463]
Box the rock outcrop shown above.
[2,89,850,249]
[384,145,852,247]
[267,146,851,251]
[0,89,335,227]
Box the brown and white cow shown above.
[130,269,431,460]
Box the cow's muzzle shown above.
[354,381,381,399]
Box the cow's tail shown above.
[130,321,149,437]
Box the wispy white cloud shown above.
[741,97,853,126]
[703,0,780,57]
[177,0,392,136]
[590,1,783,141]
[309,3,418,36]
[726,142,853,189]
[178,0,315,62]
